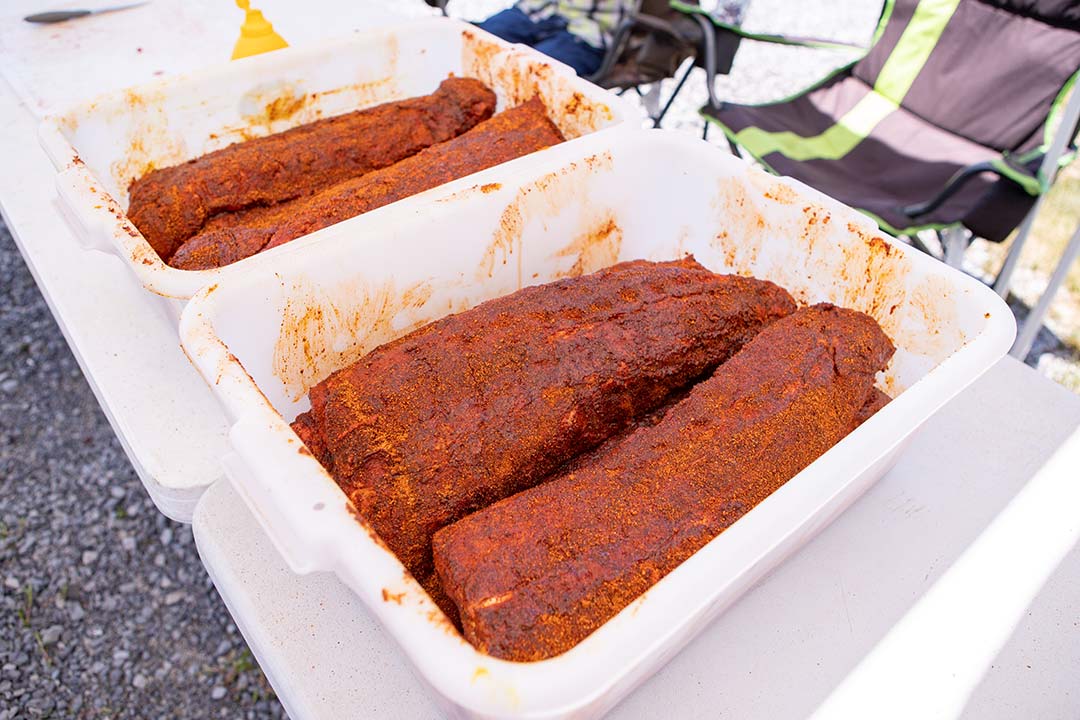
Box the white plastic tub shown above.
[37,17,637,303]
[178,129,1014,719]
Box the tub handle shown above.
[54,166,118,253]
[223,419,338,576]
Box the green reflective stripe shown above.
[1057,148,1078,170]
[667,1,863,50]
[702,110,962,238]
[675,0,891,116]
[1037,71,1080,189]
[1043,70,1078,148]
[734,91,897,161]
[870,0,897,46]
[1015,147,1047,164]
[991,158,1042,196]
[669,0,706,16]
[712,24,863,50]
[873,0,961,102]
[857,208,957,238]
[669,0,895,48]
[726,0,959,163]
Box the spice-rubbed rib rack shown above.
[4,2,1080,719]
[179,130,1013,717]
[23,15,637,521]
[192,359,1080,719]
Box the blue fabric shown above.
[476,7,605,77]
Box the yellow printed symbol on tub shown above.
[232,0,289,60]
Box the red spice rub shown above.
[169,96,567,271]
[432,303,895,662]
[293,258,796,605]
[127,77,496,261]
[290,409,334,474]
[856,387,892,424]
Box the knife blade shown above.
[25,2,148,24]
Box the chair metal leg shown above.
[994,80,1080,298]
[907,231,939,258]
[587,18,635,86]
[689,13,720,109]
[1011,220,1080,360]
[642,84,662,124]
[652,60,696,128]
[939,226,970,269]
[993,197,1043,298]
[702,122,710,141]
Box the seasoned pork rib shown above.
[434,303,895,661]
[294,258,796,602]
[169,97,565,270]
[128,77,496,260]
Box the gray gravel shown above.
[0,219,285,719]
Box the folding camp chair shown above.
[699,0,1080,287]
[589,0,861,127]
[427,1,858,128]
[424,0,726,126]
[584,0,740,127]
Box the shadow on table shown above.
[958,515,1080,718]
[609,360,1080,720]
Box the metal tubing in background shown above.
[587,17,636,86]
[653,60,696,127]
[995,195,1046,296]
[940,226,970,269]
[691,12,720,109]
[1011,220,1080,359]
[994,85,1080,298]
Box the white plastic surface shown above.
[0,81,229,522]
[179,129,1015,719]
[0,3,443,521]
[37,17,637,299]
[0,0,436,117]
[192,358,1080,720]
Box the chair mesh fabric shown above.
[855,0,1080,152]
[979,0,1080,30]
[708,0,1080,240]
[598,0,700,87]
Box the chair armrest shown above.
[901,157,1041,219]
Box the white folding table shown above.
[191,359,1080,719]
[0,0,432,521]
[3,2,1079,717]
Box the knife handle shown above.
[24,9,94,23]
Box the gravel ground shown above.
[1,1,1076,719]
[0,219,283,719]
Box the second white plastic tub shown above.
[38,17,637,303]
[179,129,1014,719]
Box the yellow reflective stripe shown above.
[873,0,962,102]
[734,91,897,161]
[735,0,961,162]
